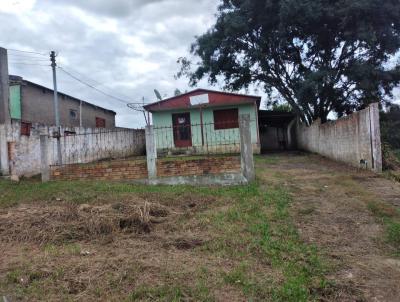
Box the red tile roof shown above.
[144,89,261,112]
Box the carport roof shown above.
[258,110,296,127]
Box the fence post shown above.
[239,114,255,182]
[145,125,157,180]
[40,134,50,182]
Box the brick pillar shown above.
[239,114,255,182]
[40,134,50,182]
[145,125,157,179]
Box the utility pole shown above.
[0,47,10,176]
[0,47,10,125]
[50,51,62,165]
[79,100,82,127]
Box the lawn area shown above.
[1,153,400,301]
[0,167,327,301]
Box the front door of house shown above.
[172,113,192,148]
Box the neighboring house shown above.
[8,75,116,129]
[144,89,261,154]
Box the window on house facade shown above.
[69,109,78,121]
[95,117,106,128]
[213,108,239,130]
[20,121,32,136]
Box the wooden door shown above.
[172,113,192,148]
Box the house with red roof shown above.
[144,89,261,154]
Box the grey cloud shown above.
[1,0,222,128]
[38,0,166,18]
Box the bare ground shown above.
[257,152,400,302]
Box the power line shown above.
[7,48,48,56]
[8,54,48,59]
[58,66,132,105]
[58,64,138,102]
[9,62,50,66]
[9,59,50,63]
[59,65,109,89]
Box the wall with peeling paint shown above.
[2,120,145,177]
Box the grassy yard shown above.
[0,170,327,301]
[1,153,400,301]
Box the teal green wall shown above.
[152,104,258,149]
[9,85,21,120]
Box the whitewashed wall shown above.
[4,121,145,177]
[296,103,382,172]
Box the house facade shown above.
[8,75,116,129]
[144,89,261,154]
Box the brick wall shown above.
[50,159,148,181]
[50,156,241,181]
[157,156,241,178]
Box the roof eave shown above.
[13,77,117,115]
[143,88,261,111]
[146,99,261,113]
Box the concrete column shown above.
[145,125,157,179]
[369,103,382,173]
[0,47,10,124]
[0,124,9,176]
[239,114,255,182]
[40,134,50,182]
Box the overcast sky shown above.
[0,0,399,128]
[0,0,225,128]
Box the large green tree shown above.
[381,104,400,149]
[179,0,400,124]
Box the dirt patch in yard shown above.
[0,191,239,301]
[0,193,219,247]
[258,153,400,302]
[0,200,162,244]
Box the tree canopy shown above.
[179,0,400,124]
[381,104,400,149]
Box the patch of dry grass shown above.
[0,177,328,301]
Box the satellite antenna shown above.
[128,89,163,126]
[127,97,150,125]
[154,89,162,101]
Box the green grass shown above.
[0,177,328,301]
[0,179,247,208]
[204,181,328,301]
[367,201,400,255]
